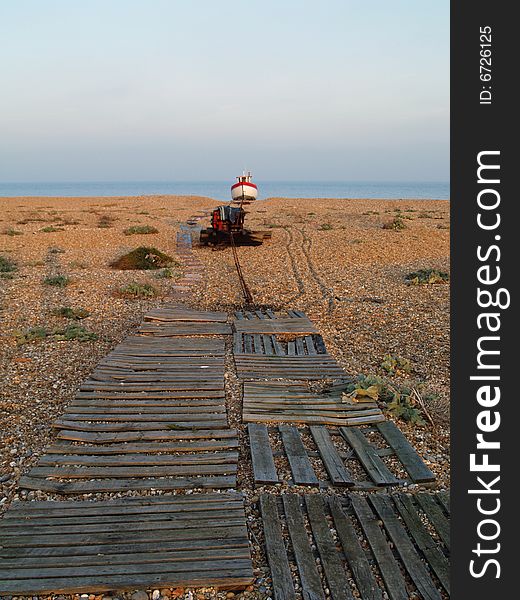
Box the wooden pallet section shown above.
[139,322,232,336]
[0,493,254,595]
[243,381,382,425]
[145,305,228,323]
[235,355,347,382]
[233,332,327,356]
[19,309,239,495]
[260,492,449,600]
[248,422,435,489]
[233,318,317,335]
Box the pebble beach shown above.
[0,194,450,600]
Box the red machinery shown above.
[199,204,270,246]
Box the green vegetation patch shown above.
[124,225,159,236]
[16,325,97,344]
[53,306,90,320]
[43,275,70,287]
[405,268,449,285]
[0,255,17,273]
[343,374,434,426]
[318,223,333,231]
[382,216,406,231]
[118,282,157,298]
[111,247,176,270]
[41,226,65,233]
[381,354,412,376]
[3,228,23,236]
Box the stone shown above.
[131,592,149,600]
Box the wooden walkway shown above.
[19,311,239,494]
[233,310,383,425]
[0,493,253,595]
[248,422,435,489]
[260,492,449,600]
[0,304,256,594]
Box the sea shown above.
[0,181,449,201]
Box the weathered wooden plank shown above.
[138,322,232,336]
[304,336,317,355]
[310,426,354,486]
[279,426,319,486]
[248,424,278,484]
[37,451,239,467]
[350,496,407,600]
[28,463,237,479]
[234,318,317,335]
[18,475,236,494]
[144,308,228,322]
[56,428,237,443]
[259,495,296,600]
[329,498,382,600]
[369,495,441,600]
[435,490,450,515]
[415,493,450,549]
[263,335,274,355]
[376,421,435,483]
[282,495,325,600]
[305,495,353,600]
[46,439,238,455]
[53,420,228,432]
[340,428,399,486]
[393,495,450,594]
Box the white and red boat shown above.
[231,171,258,204]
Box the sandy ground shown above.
[0,194,450,599]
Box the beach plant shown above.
[97,214,115,228]
[405,268,449,285]
[318,223,333,231]
[382,216,406,231]
[155,267,177,279]
[49,247,65,254]
[110,247,176,270]
[41,226,65,233]
[123,225,159,235]
[16,324,97,344]
[43,274,70,287]
[342,374,430,426]
[381,354,412,375]
[118,282,157,298]
[3,228,23,236]
[53,324,98,342]
[0,255,17,273]
[53,306,90,320]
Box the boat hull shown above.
[231,181,258,201]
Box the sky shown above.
[0,1,449,182]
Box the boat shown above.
[231,171,258,204]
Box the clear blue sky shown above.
[0,1,449,182]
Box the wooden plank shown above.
[350,496,407,600]
[244,334,253,353]
[234,318,318,335]
[310,426,354,486]
[53,420,228,432]
[376,421,435,483]
[295,338,306,356]
[138,322,232,336]
[263,335,274,355]
[279,426,319,486]
[436,491,450,515]
[329,498,382,600]
[18,475,236,494]
[369,495,441,600]
[415,493,450,549]
[272,336,285,356]
[144,308,228,322]
[234,333,243,354]
[253,334,263,353]
[46,439,238,455]
[282,495,325,600]
[0,566,253,595]
[57,428,237,443]
[340,428,399,486]
[37,451,239,467]
[304,495,353,600]
[28,463,237,479]
[248,424,278,484]
[304,336,317,355]
[393,495,450,594]
[259,494,296,600]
